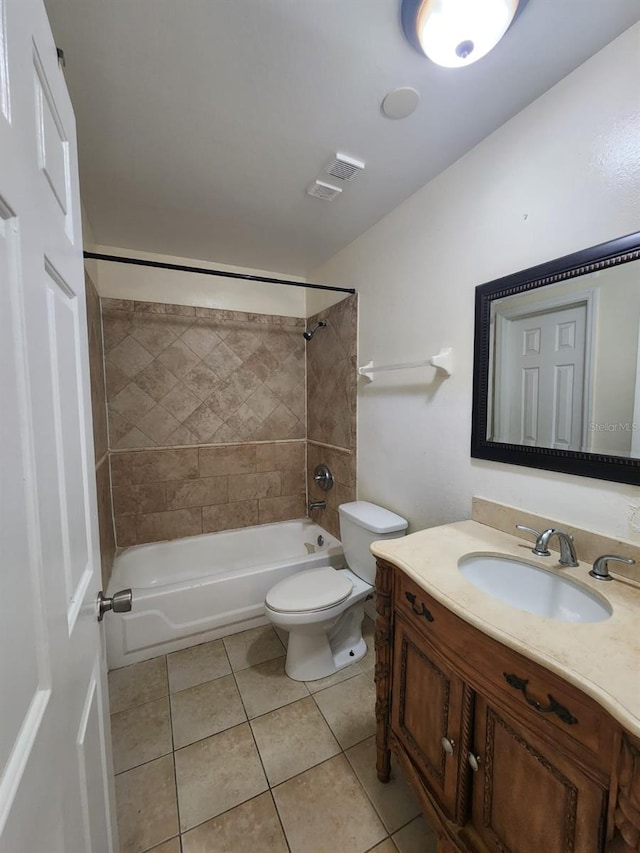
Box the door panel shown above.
[391,615,470,822]
[496,302,588,449]
[0,0,115,849]
[472,696,606,853]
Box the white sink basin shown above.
[458,554,612,623]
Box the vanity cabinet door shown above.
[391,615,471,823]
[470,695,607,853]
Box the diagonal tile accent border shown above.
[102,300,305,449]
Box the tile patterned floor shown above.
[108,618,438,853]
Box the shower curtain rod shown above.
[83,252,356,294]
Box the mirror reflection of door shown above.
[493,297,593,450]
[633,324,640,458]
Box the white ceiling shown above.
[44,0,639,276]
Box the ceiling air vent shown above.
[324,153,365,182]
[307,180,343,201]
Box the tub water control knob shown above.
[97,589,133,622]
[313,464,334,492]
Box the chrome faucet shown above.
[308,500,326,511]
[516,525,579,567]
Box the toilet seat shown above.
[265,567,353,613]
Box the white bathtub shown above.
[105,519,344,669]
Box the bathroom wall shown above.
[92,246,307,317]
[102,299,305,449]
[100,297,307,546]
[110,442,305,546]
[85,273,116,586]
[308,25,640,542]
[306,295,358,538]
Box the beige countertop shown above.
[371,520,640,738]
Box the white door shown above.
[497,303,588,450]
[0,0,116,850]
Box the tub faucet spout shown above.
[308,500,326,512]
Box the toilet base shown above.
[284,601,367,682]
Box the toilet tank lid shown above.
[338,501,408,534]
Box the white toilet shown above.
[264,501,408,681]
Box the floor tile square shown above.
[369,842,398,853]
[274,627,288,648]
[111,697,172,774]
[346,736,421,833]
[115,754,178,853]
[174,723,268,831]
[171,674,246,748]
[313,672,376,749]
[235,656,309,718]
[250,696,340,786]
[108,656,168,714]
[223,625,285,671]
[147,840,181,853]
[167,639,230,693]
[273,754,386,853]
[392,817,437,853]
[181,792,287,853]
[305,661,362,694]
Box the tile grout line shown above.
[111,627,397,853]
[219,644,293,852]
[343,744,422,844]
[164,652,184,846]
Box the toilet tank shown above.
[338,501,408,584]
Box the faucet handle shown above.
[589,554,636,582]
[515,525,551,556]
[516,524,542,539]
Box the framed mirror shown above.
[471,232,640,485]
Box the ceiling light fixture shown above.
[401,0,525,68]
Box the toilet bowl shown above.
[264,501,408,681]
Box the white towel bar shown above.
[358,348,453,382]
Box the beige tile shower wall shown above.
[306,295,357,451]
[110,442,306,547]
[85,273,116,587]
[96,457,116,588]
[305,295,358,538]
[101,299,306,449]
[86,274,109,462]
[307,442,356,539]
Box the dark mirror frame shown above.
[471,231,640,485]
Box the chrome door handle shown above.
[97,589,132,622]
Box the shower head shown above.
[303,320,327,341]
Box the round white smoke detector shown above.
[381,87,420,119]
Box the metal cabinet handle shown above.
[405,592,434,622]
[503,672,578,725]
[441,737,455,756]
[468,752,481,772]
[97,589,133,622]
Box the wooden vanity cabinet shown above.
[375,558,639,853]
